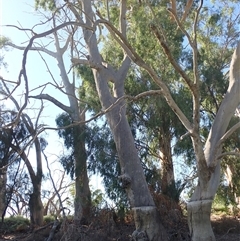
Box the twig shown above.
[218,227,236,240]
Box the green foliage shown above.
[87,123,128,205]
[35,0,57,11]
[43,215,55,224]
[76,65,101,113]
[55,112,75,178]
[91,189,105,208]
[212,187,229,213]
[0,36,11,68]
[2,216,30,232]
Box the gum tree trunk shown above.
[159,132,175,196]
[73,125,91,222]
[17,136,44,226]
[71,1,169,240]
[187,42,240,241]
[29,186,44,226]
[0,170,7,220]
[53,33,92,223]
[28,33,92,222]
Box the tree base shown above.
[132,206,169,241]
[187,200,215,241]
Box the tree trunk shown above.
[187,42,240,241]
[0,169,7,220]
[17,135,44,226]
[159,133,175,197]
[107,104,169,241]
[74,126,91,223]
[77,0,168,239]
[187,151,221,241]
[132,206,169,241]
[29,187,44,226]
[54,40,91,222]
[187,200,214,241]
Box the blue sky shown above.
[1,1,104,205]
[1,1,68,164]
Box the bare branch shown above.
[29,94,72,113]
[217,151,240,160]
[150,23,195,92]
[119,0,127,38]
[42,150,66,218]
[218,121,240,147]
[0,76,18,86]
[5,42,56,58]
[5,24,37,35]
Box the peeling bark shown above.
[132,206,169,241]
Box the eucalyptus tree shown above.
[4,10,92,223]
[5,0,240,240]
[70,0,240,240]
[98,1,240,241]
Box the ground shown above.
[0,212,239,241]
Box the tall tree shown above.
[98,1,240,241]
[70,1,169,240]
[5,12,92,222]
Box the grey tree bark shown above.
[68,1,169,240]
[187,42,240,241]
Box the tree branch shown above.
[5,42,56,58]
[218,121,240,147]
[205,42,240,166]
[96,16,193,132]
[150,23,195,93]
[119,0,127,38]
[29,94,72,113]
[217,151,240,160]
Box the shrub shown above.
[43,215,56,224]
[2,216,30,232]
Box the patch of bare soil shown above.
[211,214,240,241]
[0,212,239,240]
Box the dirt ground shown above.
[211,214,240,241]
[0,213,239,241]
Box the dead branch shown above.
[46,220,60,241]
[42,150,66,218]
[29,94,72,113]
